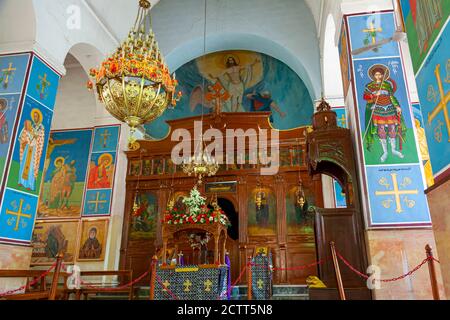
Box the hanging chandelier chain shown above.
[88,0,181,150]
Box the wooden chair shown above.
[0,254,64,300]
[63,270,134,300]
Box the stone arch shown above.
[31,0,117,74]
[52,43,102,130]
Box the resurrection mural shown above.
[145,50,314,139]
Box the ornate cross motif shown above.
[375,173,418,213]
[6,199,31,231]
[428,64,450,142]
[363,21,382,45]
[1,62,16,88]
[338,113,347,128]
[205,81,230,116]
[38,73,51,94]
[183,279,192,292]
[88,192,107,213]
[100,129,111,148]
[204,279,212,292]
[257,279,264,289]
[162,280,170,292]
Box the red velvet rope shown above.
[336,250,433,283]
[154,272,179,300]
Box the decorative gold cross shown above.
[88,192,107,213]
[428,64,450,142]
[257,279,264,289]
[100,129,111,147]
[363,21,383,44]
[1,63,16,86]
[338,113,347,128]
[38,73,51,93]
[183,279,192,292]
[6,199,31,231]
[375,173,418,213]
[204,279,213,292]
[162,280,170,292]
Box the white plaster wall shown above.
[52,64,96,130]
[31,0,118,73]
[0,0,36,49]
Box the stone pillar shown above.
[335,0,446,299]
[397,1,450,298]
[0,51,62,289]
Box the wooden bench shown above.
[63,270,134,300]
[0,254,64,300]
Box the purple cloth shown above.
[225,254,231,300]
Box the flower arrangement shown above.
[163,187,231,227]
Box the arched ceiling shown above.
[83,0,324,99]
[84,0,324,42]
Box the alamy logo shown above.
[171,121,280,175]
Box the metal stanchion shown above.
[330,241,346,300]
[425,245,440,300]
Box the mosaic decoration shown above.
[37,129,93,219]
[145,50,314,139]
[82,125,120,216]
[333,107,347,208]
[83,189,112,216]
[339,23,351,97]
[345,11,431,226]
[31,220,79,265]
[399,0,450,74]
[415,22,450,178]
[0,54,61,243]
[366,165,431,225]
[0,189,38,243]
[333,180,347,208]
[0,94,22,185]
[0,53,31,188]
[77,219,109,261]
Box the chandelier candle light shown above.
[88,0,181,149]
[182,140,220,185]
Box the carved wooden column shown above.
[275,174,288,283]
[119,181,136,270]
[238,175,248,283]
[156,180,171,248]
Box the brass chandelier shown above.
[182,139,219,185]
[88,0,181,149]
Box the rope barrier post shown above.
[150,256,158,300]
[49,253,64,300]
[247,256,252,300]
[425,245,440,300]
[330,241,346,301]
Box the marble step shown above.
[90,285,310,300]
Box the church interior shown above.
[0,0,449,301]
